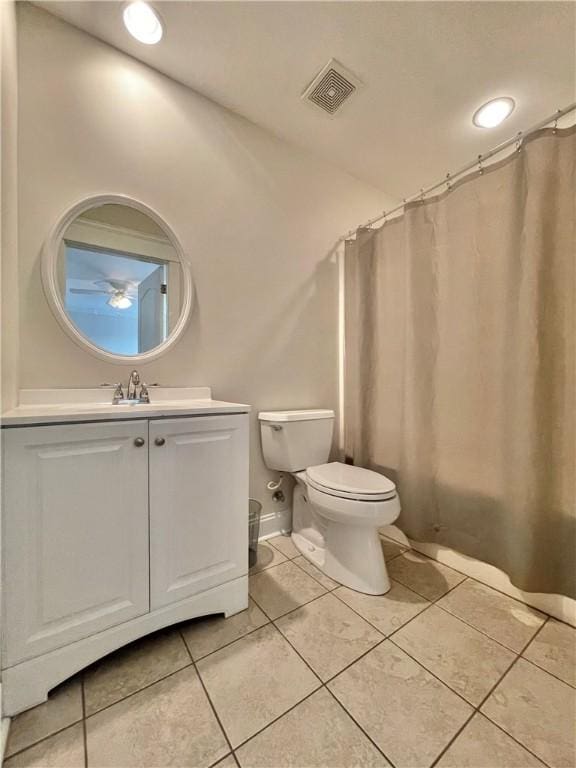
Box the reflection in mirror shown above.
[58,204,182,356]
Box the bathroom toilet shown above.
[259,409,400,595]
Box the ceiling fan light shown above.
[108,292,133,309]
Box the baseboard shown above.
[258,507,291,539]
[0,717,10,766]
[381,525,576,628]
[0,682,10,765]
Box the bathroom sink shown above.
[113,399,152,406]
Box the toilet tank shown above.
[259,410,335,472]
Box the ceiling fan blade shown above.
[69,288,111,295]
[96,279,136,291]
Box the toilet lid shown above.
[306,462,397,501]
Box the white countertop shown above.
[1,388,251,426]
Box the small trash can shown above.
[248,499,262,568]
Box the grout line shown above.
[249,585,389,688]
[404,540,566,626]
[385,568,469,605]
[517,619,576,690]
[4,675,88,762]
[81,660,194,722]
[232,687,322,753]
[208,754,234,768]
[179,629,237,761]
[240,586,560,768]
[289,556,341,591]
[430,618,556,768]
[266,537,299,559]
[517,616,550,654]
[431,657,554,768]
[431,599,542,655]
[428,680,511,765]
[252,593,328,690]
[385,636,476,710]
[242,592,393,767]
[324,685,397,768]
[329,577,432,636]
[248,583,330,622]
[458,575,560,622]
[81,677,88,768]
[520,653,576,690]
[221,626,392,765]
[426,709,476,768]
[185,619,273,664]
[249,559,289,576]
[321,635,389,687]
[245,591,395,766]
[475,712,554,768]
[461,576,551,616]
[4,720,85,762]
[393,547,471,578]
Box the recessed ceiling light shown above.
[123,2,163,45]
[473,97,515,128]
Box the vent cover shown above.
[302,59,362,116]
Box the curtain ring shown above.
[515,132,523,153]
[552,110,560,134]
[419,188,425,203]
[477,155,484,175]
[446,172,452,191]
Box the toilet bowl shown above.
[295,463,400,594]
[258,410,401,595]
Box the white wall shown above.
[1,0,19,414]
[1,0,19,742]
[14,4,392,523]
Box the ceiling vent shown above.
[302,59,362,116]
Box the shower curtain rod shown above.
[340,101,576,243]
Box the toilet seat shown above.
[306,462,397,502]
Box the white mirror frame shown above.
[41,194,194,365]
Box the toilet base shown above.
[327,523,390,595]
[290,474,397,595]
[292,527,391,596]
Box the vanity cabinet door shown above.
[149,415,249,609]
[2,421,150,665]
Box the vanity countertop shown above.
[1,388,251,427]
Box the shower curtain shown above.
[344,126,575,599]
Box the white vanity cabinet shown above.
[149,417,247,608]
[1,407,249,716]
[3,420,150,666]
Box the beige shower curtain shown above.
[345,126,575,599]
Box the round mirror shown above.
[42,195,193,363]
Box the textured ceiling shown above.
[35,1,576,196]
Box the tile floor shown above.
[4,535,576,768]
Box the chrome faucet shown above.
[102,371,157,404]
[127,370,141,400]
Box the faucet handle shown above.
[113,383,124,403]
[101,383,124,403]
[139,382,150,403]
